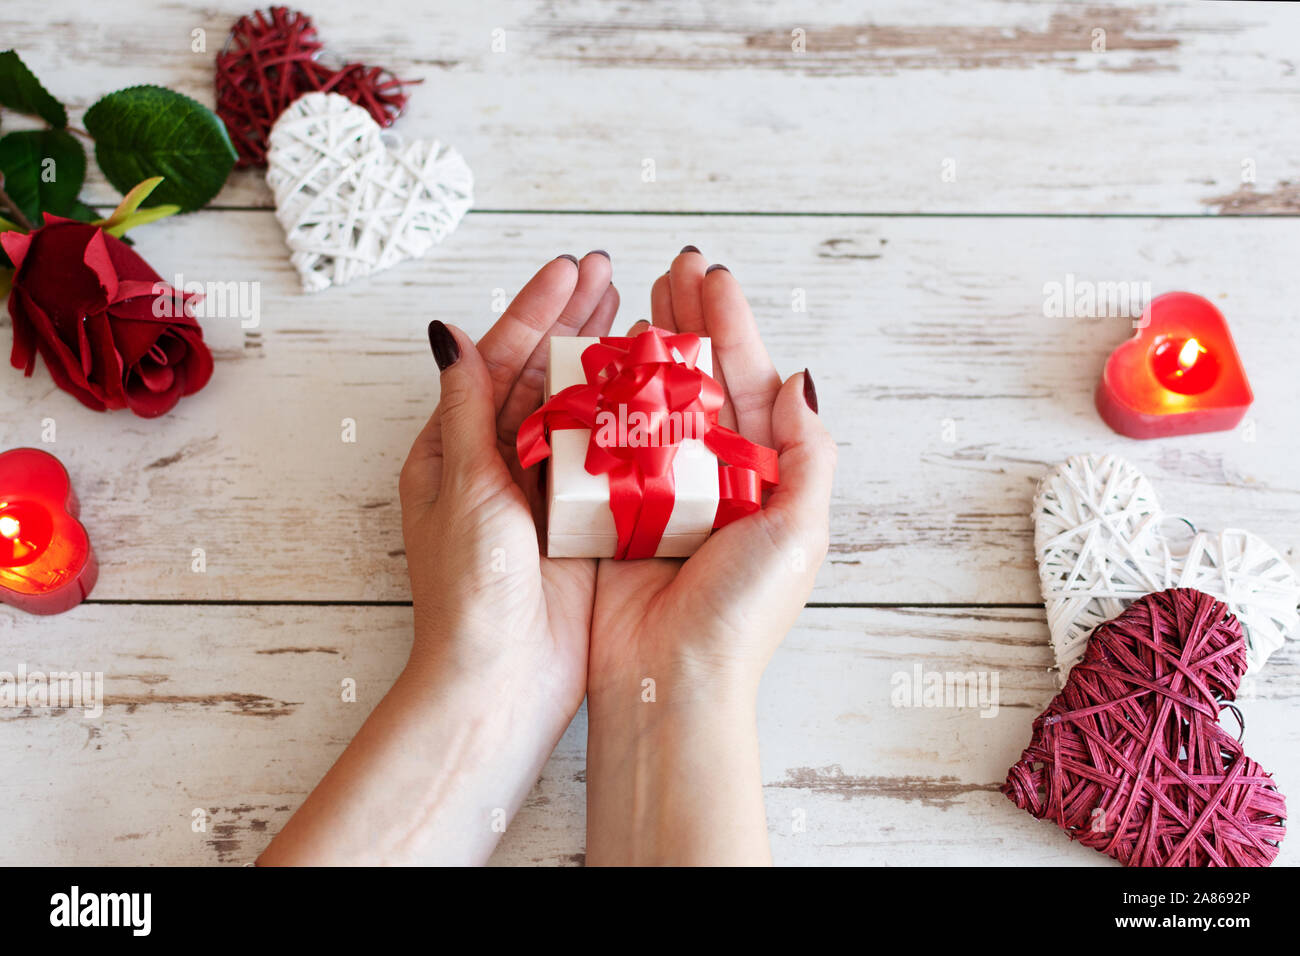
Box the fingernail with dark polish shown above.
[680,244,700,254]
[557,254,578,266]
[705,263,729,275]
[588,249,610,260]
[803,368,818,414]
[428,320,460,371]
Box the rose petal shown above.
[124,366,183,418]
[15,223,112,332]
[82,229,119,302]
[136,358,176,393]
[111,284,203,330]
[105,319,162,367]
[28,323,111,412]
[11,289,94,391]
[103,231,164,284]
[84,311,127,407]
[0,230,33,270]
[8,294,37,375]
[174,329,214,396]
[75,314,93,378]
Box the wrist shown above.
[587,649,760,721]
[405,607,586,732]
[585,671,768,866]
[401,649,580,740]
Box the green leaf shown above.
[0,51,67,128]
[0,214,19,232]
[93,175,162,227]
[83,85,236,213]
[0,128,86,222]
[0,267,12,301]
[100,202,180,238]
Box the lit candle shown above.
[0,448,97,615]
[1095,292,1253,439]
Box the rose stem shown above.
[0,180,36,233]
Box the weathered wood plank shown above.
[3,211,1298,604]
[1,0,1297,213]
[2,604,1292,865]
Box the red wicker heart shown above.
[215,6,414,168]
[1003,588,1286,866]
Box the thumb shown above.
[763,369,835,557]
[428,320,499,480]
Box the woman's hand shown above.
[261,252,618,865]
[585,248,836,865]
[400,252,618,718]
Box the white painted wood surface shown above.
[3,605,1293,866]
[2,0,1298,214]
[4,212,1297,605]
[1,0,1298,866]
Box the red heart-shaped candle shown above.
[1096,292,1253,439]
[0,448,97,615]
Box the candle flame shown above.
[1177,337,1204,371]
[0,516,19,539]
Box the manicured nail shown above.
[680,244,700,254]
[705,263,729,275]
[588,249,610,260]
[557,254,578,266]
[802,368,818,414]
[428,320,460,371]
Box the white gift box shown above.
[544,336,720,558]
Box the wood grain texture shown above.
[2,604,1293,865]
[2,211,1297,604]
[1,0,1298,213]
[3,0,1299,869]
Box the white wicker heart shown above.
[1034,454,1298,686]
[267,92,473,292]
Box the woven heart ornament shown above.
[1034,454,1298,685]
[267,92,472,292]
[216,6,414,168]
[1003,588,1286,866]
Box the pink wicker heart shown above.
[1004,588,1286,866]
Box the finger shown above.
[659,251,738,429]
[499,252,613,450]
[476,256,580,412]
[426,321,499,484]
[701,265,781,447]
[580,282,620,336]
[762,370,835,559]
[398,405,444,514]
[650,273,676,331]
[626,318,650,335]
[668,245,707,334]
[554,251,613,335]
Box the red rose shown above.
[2,214,213,418]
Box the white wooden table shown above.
[2,0,1298,866]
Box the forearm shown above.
[259,660,568,866]
[585,675,771,866]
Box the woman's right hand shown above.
[584,248,836,865]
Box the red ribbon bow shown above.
[517,328,779,559]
